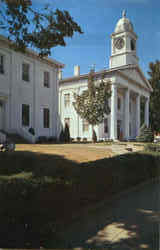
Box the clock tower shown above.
[109,10,139,69]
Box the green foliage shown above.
[148,60,160,133]
[136,123,154,142]
[0,0,83,56]
[64,123,70,143]
[92,129,97,143]
[144,143,160,152]
[73,71,111,140]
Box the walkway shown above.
[54,180,159,249]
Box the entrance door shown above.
[117,120,122,140]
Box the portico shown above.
[110,82,150,141]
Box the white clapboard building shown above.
[0,35,64,143]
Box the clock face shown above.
[114,37,125,50]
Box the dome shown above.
[115,10,134,33]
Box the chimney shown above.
[74,65,80,76]
[58,69,62,80]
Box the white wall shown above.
[0,44,60,140]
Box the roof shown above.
[0,34,64,69]
[60,64,153,93]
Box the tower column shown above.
[144,97,149,127]
[136,93,140,137]
[110,84,117,140]
[124,88,130,140]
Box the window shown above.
[44,71,50,88]
[104,118,108,133]
[118,97,121,110]
[64,118,70,128]
[0,55,4,74]
[129,123,132,137]
[129,102,131,113]
[22,63,30,82]
[22,104,30,126]
[43,108,50,128]
[83,119,89,132]
[131,39,135,51]
[64,93,70,107]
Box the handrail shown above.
[18,127,36,144]
[0,131,6,143]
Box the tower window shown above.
[131,39,135,51]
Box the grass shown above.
[0,143,159,248]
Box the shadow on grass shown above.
[54,180,159,250]
[0,150,159,248]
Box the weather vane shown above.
[90,64,96,72]
[122,9,126,18]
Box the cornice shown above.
[117,70,151,93]
[0,34,64,69]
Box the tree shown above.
[0,0,83,56]
[73,70,111,141]
[148,60,160,133]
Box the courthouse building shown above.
[0,11,153,142]
[59,11,152,141]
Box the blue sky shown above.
[15,1,160,78]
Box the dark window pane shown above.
[43,108,50,128]
[104,118,108,133]
[44,71,50,88]
[22,104,30,126]
[64,118,70,128]
[22,63,30,82]
[0,55,4,74]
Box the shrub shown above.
[76,137,81,142]
[82,137,87,143]
[47,137,57,143]
[28,127,35,136]
[144,143,160,152]
[92,129,97,143]
[36,136,48,144]
[64,123,70,143]
[59,129,65,143]
[136,124,154,142]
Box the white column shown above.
[124,88,130,140]
[136,94,140,137]
[110,84,117,140]
[145,97,149,128]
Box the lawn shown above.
[15,143,113,162]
